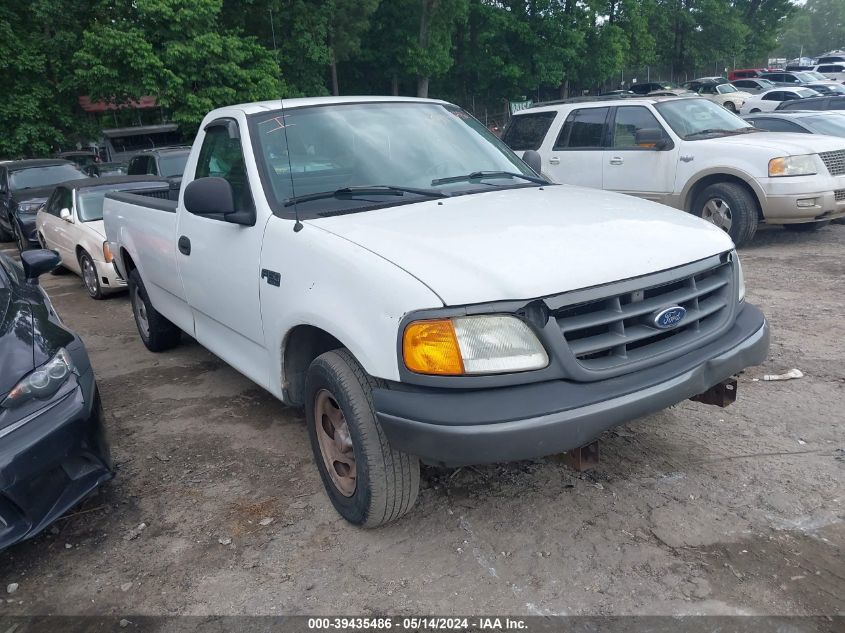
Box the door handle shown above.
[609,156,624,165]
[178,235,191,256]
[549,156,561,165]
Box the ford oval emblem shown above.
[653,306,686,329]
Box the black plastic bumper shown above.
[0,368,113,550]
[374,304,769,467]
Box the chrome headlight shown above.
[403,315,549,375]
[1,348,76,408]
[768,155,817,177]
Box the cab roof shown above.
[222,96,448,116]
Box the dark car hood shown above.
[11,185,56,205]
[0,292,35,397]
[0,283,74,398]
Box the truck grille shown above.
[835,189,845,202]
[820,150,845,176]
[554,260,734,373]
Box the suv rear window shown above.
[502,112,556,150]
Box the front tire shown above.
[128,268,181,352]
[78,250,104,299]
[693,182,758,247]
[305,349,419,527]
[724,102,737,113]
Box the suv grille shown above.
[835,189,845,202]
[820,150,845,176]
[554,260,733,373]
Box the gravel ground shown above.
[0,225,842,617]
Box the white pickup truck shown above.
[104,96,769,527]
[504,96,845,246]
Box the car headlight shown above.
[735,252,746,302]
[768,155,817,177]
[403,315,549,376]
[1,348,76,409]
[16,201,45,214]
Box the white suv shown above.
[503,96,845,246]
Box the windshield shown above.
[654,98,753,139]
[159,153,189,178]
[807,72,828,80]
[717,84,738,94]
[804,115,845,137]
[758,79,775,87]
[9,164,86,190]
[77,183,166,221]
[796,88,821,98]
[251,102,536,217]
[794,72,816,82]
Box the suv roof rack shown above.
[529,94,640,108]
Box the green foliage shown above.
[0,0,807,157]
[776,0,844,59]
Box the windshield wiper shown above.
[685,127,759,139]
[431,171,548,186]
[284,185,449,207]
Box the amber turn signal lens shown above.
[403,319,464,375]
[102,242,113,263]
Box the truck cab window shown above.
[196,125,253,211]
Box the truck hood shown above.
[308,185,734,306]
[708,132,845,154]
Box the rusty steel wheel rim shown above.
[314,389,356,497]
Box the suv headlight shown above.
[1,348,76,408]
[403,315,549,376]
[768,155,817,177]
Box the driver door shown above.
[175,117,270,387]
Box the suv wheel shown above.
[128,268,181,351]
[305,349,419,527]
[693,182,758,247]
[724,102,737,112]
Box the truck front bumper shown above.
[374,304,768,467]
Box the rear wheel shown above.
[724,102,737,113]
[305,349,419,527]
[128,268,181,352]
[78,250,104,299]
[693,182,758,247]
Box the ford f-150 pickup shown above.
[104,96,770,527]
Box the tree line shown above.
[0,0,809,157]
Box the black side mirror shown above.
[522,150,543,174]
[20,249,61,284]
[635,128,672,150]
[183,177,255,226]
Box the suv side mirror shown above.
[20,249,61,284]
[60,207,72,221]
[522,150,543,174]
[635,128,672,150]
[184,177,255,226]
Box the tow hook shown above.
[690,377,738,407]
